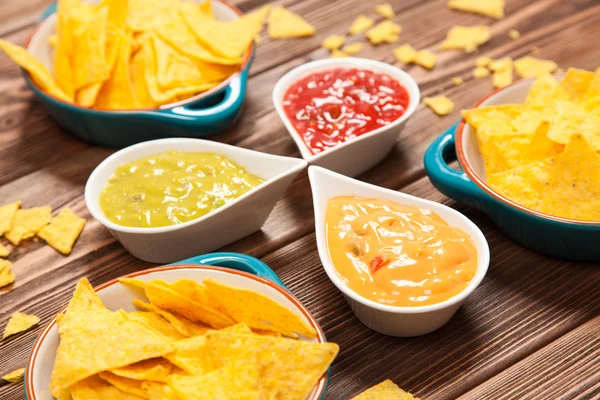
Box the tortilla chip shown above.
[132,299,211,337]
[50,278,174,397]
[330,50,348,58]
[121,310,186,341]
[452,77,464,86]
[54,15,74,99]
[126,0,180,32]
[102,0,129,26]
[493,67,513,88]
[110,358,173,383]
[448,0,504,19]
[375,4,395,19]
[366,20,401,44]
[476,56,492,67]
[509,29,520,39]
[394,43,417,63]
[37,208,85,255]
[473,66,491,78]
[151,35,203,89]
[349,14,374,35]
[525,72,560,106]
[351,379,420,400]
[268,6,315,39]
[0,40,71,102]
[72,6,110,90]
[3,312,40,339]
[204,277,316,338]
[441,25,490,52]
[547,100,600,149]
[162,335,209,375]
[0,201,21,236]
[559,68,595,103]
[322,35,345,51]
[142,381,178,400]
[342,42,364,55]
[415,50,436,69]
[129,50,157,109]
[1,368,25,383]
[514,56,557,78]
[539,134,600,220]
[0,243,9,258]
[0,260,14,288]
[99,371,147,397]
[424,96,454,116]
[5,207,52,245]
[119,277,147,290]
[70,374,145,400]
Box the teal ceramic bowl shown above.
[424,78,600,261]
[24,1,253,148]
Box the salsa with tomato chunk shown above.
[282,68,410,155]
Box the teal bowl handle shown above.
[170,252,286,288]
[424,122,488,209]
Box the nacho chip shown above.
[142,381,178,400]
[54,14,75,99]
[72,6,110,90]
[37,208,86,255]
[493,67,513,88]
[126,0,180,32]
[583,68,600,116]
[462,105,522,137]
[452,77,464,86]
[351,379,420,400]
[3,312,40,339]
[5,207,52,245]
[342,42,364,55]
[132,299,211,337]
[102,0,129,27]
[394,44,416,64]
[441,25,490,53]
[50,278,174,397]
[0,243,9,258]
[0,260,14,288]
[559,67,595,103]
[487,159,552,209]
[375,3,395,19]
[121,310,186,341]
[1,368,25,383]
[349,15,374,35]
[448,0,505,19]
[0,40,71,102]
[547,100,600,149]
[415,50,436,69]
[110,358,173,383]
[196,0,215,20]
[330,50,349,58]
[514,56,557,78]
[322,35,345,51]
[0,201,21,236]
[525,72,560,106]
[162,335,209,375]
[476,56,492,67]
[119,277,147,290]
[99,371,147,397]
[366,20,402,44]
[70,374,145,400]
[204,277,317,338]
[424,96,454,116]
[152,35,203,88]
[509,29,520,39]
[129,50,157,109]
[268,6,315,39]
[473,66,490,78]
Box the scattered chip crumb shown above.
[268,6,316,39]
[37,208,86,255]
[473,66,491,78]
[330,49,349,58]
[349,15,374,35]
[488,57,513,72]
[3,312,40,339]
[440,25,490,53]
[448,0,505,19]
[476,56,492,67]
[0,201,21,236]
[322,35,345,51]
[5,207,52,245]
[394,44,417,64]
[555,68,565,75]
[452,77,464,86]
[2,368,25,383]
[509,29,520,39]
[0,243,9,258]
[342,42,364,55]
[424,96,455,115]
[514,56,557,78]
[415,50,436,69]
[0,259,14,288]
[375,3,395,19]
[366,20,401,44]
[493,67,513,88]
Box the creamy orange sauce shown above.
[325,196,478,307]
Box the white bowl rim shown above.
[25,265,327,400]
[272,58,421,163]
[309,165,490,314]
[84,137,307,234]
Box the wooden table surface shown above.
[1,0,600,399]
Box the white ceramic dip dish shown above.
[85,138,307,263]
[273,58,420,177]
[308,166,489,337]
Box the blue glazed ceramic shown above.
[25,1,253,148]
[424,122,600,261]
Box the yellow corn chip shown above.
[197,0,214,20]
[476,56,492,67]
[487,159,552,209]
[0,40,71,102]
[394,44,416,64]
[110,358,173,383]
[0,260,14,288]
[559,67,595,103]
[525,72,561,106]
[121,310,186,341]
[493,63,513,88]
[441,25,490,53]
[268,6,315,39]
[162,335,213,375]
[132,299,211,337]
[539,134,600,220]
[3,312,40,339]
[54,14,75,99]
[351,379,420,400]
[204,277,317,338]
[50,278,174,397]
[547,100,600,149]
[330,49,349,58]
[342,42,364,55]
[366,20,401,44]
[448,0,505,19]
[72,6,110,90]
[142,381,178,400]
[152,35,203,89]
[75,82,103,107]
[322,35,345,51]
[0,243,9,258]
[452,77,464,86]
[349,15,374,35]
[126,0,180,32]
[49,34,58,48]
[509,29,520,39]
[99,371,147,397]
[129,50,157,109]
[583,68,600,116]
[514,56,557,78]
[70,374,145,400]
[37,208,85,255]
[415,50,436,69]
[102,0,129,27]
[5,207,52,245]
[462,105,522,137]
[119,277,147,290]
[473,66,490,78]
[0,200,21,236]
[375,3,395,19]
[424,96,454,116]
[1,368,25,383]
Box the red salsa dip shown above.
[282,67,410,155]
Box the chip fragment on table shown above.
[351,379,420,400]
[415,50,436,69]
[509,29,520,39]
[424,96,455,116]
[349,14,374,35]
[322,35,345,51]
[268,6,315,39]
[5,207,52,245]
[448,0,505,19]
[0,243,9,258]
[0,201,21,236]
[3,312,40,339]
[0,259,15,288]
[366,20,401,44]
[1,368,25,383]
[375,3,395,19]
[37,208,86,255]
[342,42,364,55]
[441,25,490,53]
[394,44,416,64]
[330,49,349,58]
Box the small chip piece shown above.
[0,260,14,288]
[342,42,364,55]
[415,50,436,69]
[476,56,492,67]
[2,368,25,383]
[559,68,595,103]
[424,96,455,116]
[375,3,395,19]
[366,20,402,44]
[119,277,147,290]
[0,201,21,236]
[394,44,417,64]
[349,15,374,35]
[441,25,490,53]
[330,49,349,58]
[351,379,420,400]
[322,35,345,51]
[493,67,513,88]
[5,207,52,245]
[452,77,464,86]
[37,208,86,255]
[509,29,520,39]
[3,312,40,339]
[525,73,560,106]
[448,0,505,19]
[268,6,315,39]
[488,57,513,72]
[514,56,557,78]
[0,243,9,258]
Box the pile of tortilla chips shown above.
[49,277,338,399]
[463,67,600,221]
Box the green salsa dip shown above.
[99,151,264,228]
